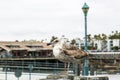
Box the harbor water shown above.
[0,72,119,80]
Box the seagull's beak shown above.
[47,43,52,46]
[52,39,59,43]
[47,40,58,46]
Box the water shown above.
[0,72,50,80]
[0,72,120,80]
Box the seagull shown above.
[52,38,88,73]
[53,38,87,63]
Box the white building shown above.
[107,39,120,51]
[75,38,120,52]
[92,39,120,51]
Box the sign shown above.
[15,69,22,78]
[28,64,33,72]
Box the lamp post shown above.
[29,64,33,80]
[82,3,89,76]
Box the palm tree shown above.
[109,30,120,39]
[94,34,101,41]
[94,35,98,40]
[70,39,76,45]
[87,34,92,42]
[101,33,107,41]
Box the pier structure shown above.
[0,41,53,58]
[89,52,120,74]
[0,41,67,73]
[0,41,119,74]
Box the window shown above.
[110,40,113,48]
[95,43,98,49]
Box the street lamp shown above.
[82,3,89,76]
[28,64,33,80]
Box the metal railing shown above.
[0,60,68,80]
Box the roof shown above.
[0,41,52,52]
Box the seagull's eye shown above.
[55,40,59,42]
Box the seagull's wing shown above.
[63,49,87,59]
[62,44,79,50]
[63,50,77,56]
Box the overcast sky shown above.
[0,0,120,41]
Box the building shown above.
[75,38,120,52]
[93,39,120,52]
[0,41,53,58]
[107,39,120,51]
[0,40,119,73]
[0,41,64,72]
